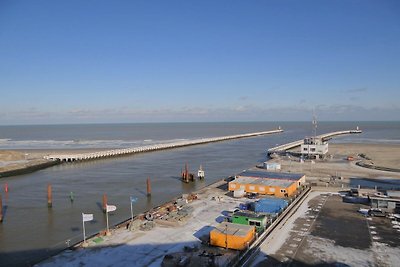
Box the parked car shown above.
[368,208,386,217]
[247,193,258,199]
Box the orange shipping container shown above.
[229,178,298,198]
[210,222,255,250]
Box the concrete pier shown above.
[267,129,362,155]
[44,129,283,162]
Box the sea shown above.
[0,121,399,267]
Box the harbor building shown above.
[300,113,329,159]
[228,170,305,198]
[209,222,255,250]
[370,191,400,212]
[262,162,281,170]
[301,136,328,159]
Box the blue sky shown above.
[0,0,399,124]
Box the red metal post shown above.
[47,184,52,208]
[147,177,151,196]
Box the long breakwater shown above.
[267,129,362,155]
[45,129,283,162]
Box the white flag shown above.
[82,213,94,222]
[106,204,117,212]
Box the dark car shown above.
[368,209,386,217]
[247,193,258,199]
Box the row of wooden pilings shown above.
[0,178,152,223]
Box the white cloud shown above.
[0,103,399,124]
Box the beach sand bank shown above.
[271,143,400,186]
[0,148,108,177]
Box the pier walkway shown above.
[267,129,362,155]
[45,129,283,162]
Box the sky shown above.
[0,0,399,124]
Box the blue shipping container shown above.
[251,198,288,214]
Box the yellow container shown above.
[210,222,255,250]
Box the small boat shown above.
[197,165,205,179]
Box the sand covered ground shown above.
[0,150,49,175]
[0,148,107,176]
[271,143,400,183]
[327,143,400,170]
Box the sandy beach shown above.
[0,148,109,177]
[276,143,400,182]
[317,143,400,170]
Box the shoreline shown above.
[0,148,111,178]
[2,142,400,179]
[0,160,60,178]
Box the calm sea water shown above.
[0,121,399,267]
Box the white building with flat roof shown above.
[301,136,328,159]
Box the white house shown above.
[301,136,328,159]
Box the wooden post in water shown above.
[0,193,3,223]
[102,193,107,213]
[47,184,52,208]
[147,178,151,197]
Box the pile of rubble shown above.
[130,193,198,230]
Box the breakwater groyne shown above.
[45,129,283,162]
[267,129,362,155]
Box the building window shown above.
[303,147,308,151]
[240,185,245,189]
[269,188,275,192]
[231,184,236,189]
[249,220,261,227]
[249,186,255,190]
[280,189,286,193]
[311,148,316,152]
[259,186,265,191]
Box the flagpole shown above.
[106,207,110,235]
[130,199,133,223]
[82,213,86,244]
